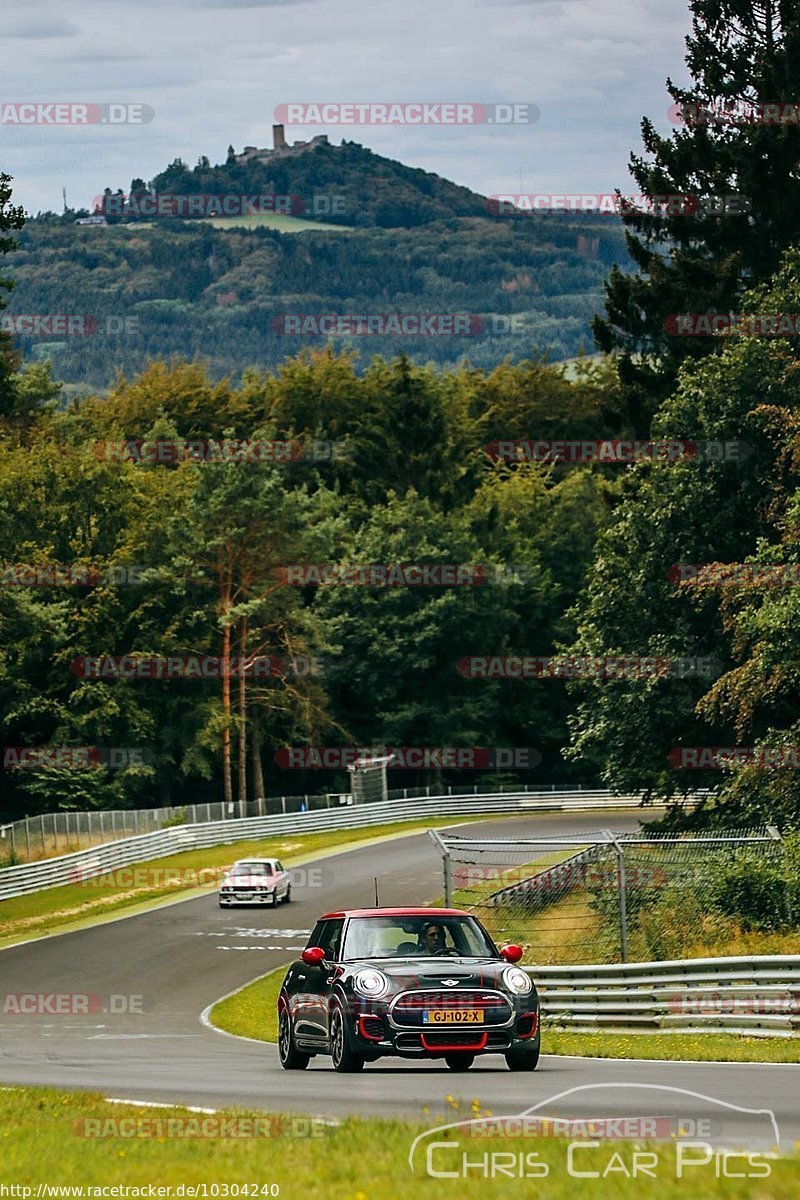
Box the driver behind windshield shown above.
[419,921,449,954]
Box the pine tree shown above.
[0,173,25,418]
[594,0,800,424]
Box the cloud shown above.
[5,15,80,38]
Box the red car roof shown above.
[319,907,470,919]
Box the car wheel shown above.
[278,1006,310,1070]
[329,1004,365,1073]
[505,1034,540,1071]
[444,1053,475,1071]
[283,884,292,904]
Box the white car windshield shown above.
[232,863,273,875]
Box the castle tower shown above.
[273,124,287,151]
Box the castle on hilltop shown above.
[227,124,329,165]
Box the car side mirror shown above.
[500,944,523,963]
[301,947,326,967]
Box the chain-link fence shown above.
[429,826,786,964]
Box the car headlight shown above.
[503,966,533,996]
[354,969,390,998]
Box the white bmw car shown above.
[218,858,292,907]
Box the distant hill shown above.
[8,140,631,389]
[98,138,493,229]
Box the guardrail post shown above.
[609,834,629,963]
[428,829,452,906]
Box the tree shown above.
[568,257,800,800]
[0,173,25,418]
[594,0,800,420]
[163,448,333,812]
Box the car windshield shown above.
[342,915,497,960]
[232,863,272,875]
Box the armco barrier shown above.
[0,790,661,901]
[486,842,607,908]
[534,955,800,1037]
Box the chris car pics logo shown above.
[408,1084,779,1180]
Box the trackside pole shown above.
[428,829,452,906]
[608,831,628,963]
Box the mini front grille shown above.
[391,989,513,1028]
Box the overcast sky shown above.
[1,0,694,215]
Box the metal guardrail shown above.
[0,789,656,901]
[485,843,606,908]
[0,782,621,859]
[532,955,800,1037]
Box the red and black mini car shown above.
[277,907,540,1073]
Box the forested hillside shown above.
[5,138,628,390]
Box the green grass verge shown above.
[1,1086,796,1194]
[206,213,353,232]
[0,817,484,950]
[210,967,800,1064]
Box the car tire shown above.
[329,1004,365,1073]
[278,1006,310,1070]
[505,1034,540,1071]
[444,1053,475,1071]
[283,884,292,904]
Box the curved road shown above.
[0,812,796,1149]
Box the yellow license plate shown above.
[423,1010,484,1024]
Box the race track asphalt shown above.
[0,811,796,1150]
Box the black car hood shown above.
[348,957,506,985]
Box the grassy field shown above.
[2,1086,796,1196]
[0,816,486,949]
[206,213,353,232]
[210,965,800,1064]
